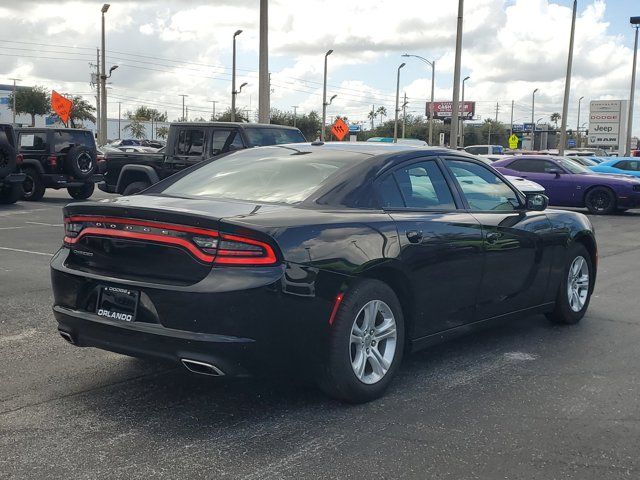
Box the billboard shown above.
[588,100,628,149]
[425,101,475,120]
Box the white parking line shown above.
[0,226,24,230]
[0,246,52,257]
[25,222,64,227]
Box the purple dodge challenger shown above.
[492,156,640,215]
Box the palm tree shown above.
[368,109,378,129]
[550,112,561,129]
[376,106,387,124]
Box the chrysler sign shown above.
[588,100,628,149]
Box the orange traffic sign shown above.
[51,90,73,124]
[331,118,349,141]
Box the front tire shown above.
[546,243,593,325]
[21,167,45,201]
[585,186,616,215]
[122,181,150,196]
[67,183,95,200]
[319,279,405,403]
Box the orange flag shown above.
[51,90,73,124]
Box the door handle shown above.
[486,232,502,244]
[406,230,423,243]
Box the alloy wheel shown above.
[349,299,397,385]
[567,255,589,312]
[77,153,93,174]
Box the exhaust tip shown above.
[59,330,75,345]
[181,358,225,376]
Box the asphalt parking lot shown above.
[1,190,639,480]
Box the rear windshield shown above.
[53,130,95,153]
[244,128,306,147]
[557,157,590,173]
[161,147,358,204]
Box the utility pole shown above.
[532,88,539,150]
[209,100,217,121]
[292,106,298,127]
[402,93,408,138]
[179,95,188,121]
[9,78,20,124]
[626,17,640,156]
[117,102,121,139]
[394,63,406,142]
[185,106,189,122]
[95,49,100,138]
[100,3,110,145]
[231,29,242,122]
[510,100,514,135]
[258,0,270,123]
[449,0,464,149]
[460,76,470,146]
[495,102,500,122]
[577,96,584,147]
[559,0,577,155]
[321,49,333,141]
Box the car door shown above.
[166,127,206,174]
[377,157,484,337]
[443,158,553,320]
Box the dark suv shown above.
[0,124,25,204]
[17,128,104,201]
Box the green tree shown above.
[68,96,96,128]
[123,120,147,139]
[8,86,50,126]
[216,107,248,122]
[550,112,561,129]
[481,119,507,145]
[367,109,378,129]
[156,125,169,139]
[376,106,387,124]
[128,106,167,122]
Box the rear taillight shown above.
[47,155,57,168]
[96,154,106,164]
[16,153,23,165]
[63,216,278,266]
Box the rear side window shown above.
[176,129,204,156]
[19,132,47,151]
[210,130,244,156]
[509,159,558,173]
[378,160,455,210]
[53,130,95,153]
[446,160,520,211]
[0,127,11,147]
[614,161,630,170]
[244,128,306,147]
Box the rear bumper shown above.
[54,305,255,376]
[42,173,104,188]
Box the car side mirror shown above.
[525,193,549,211]
[547,169,561,178]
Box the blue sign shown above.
[512,123,524,132]
[0,97,9,105]
[523,122,535,132]
[348,124,361,133]
[567,138,577,148]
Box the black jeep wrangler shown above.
[0,123,25,205]
[16,128,104,201]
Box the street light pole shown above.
[258,0,270,123]
[626,18,640,156]
[394,63,406,142]
[179,95,188,121]
[449,0,464,149]
[231,29,242,122]
[321,49,333,141]
[292,105,298,127]
[532,88,539,150]
[402,54,436,145]
[577,95,584,147]
[9,78,20,124]
[100,3,110,145]
[209,100,217,121]
[559,0,577,155]
[460,76,470,147]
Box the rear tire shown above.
[319,279,405,403]
[67,182,95,200]
[585,186,616,215]
[122,181,150,196]
[0,183,22,204]
[66,146,96,179]
[546,243,593,325]
[21,167,45,201]
[0,143,16,177]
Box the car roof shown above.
[170,122,301,131]
[15,127,92,133]
[282,141,459,157]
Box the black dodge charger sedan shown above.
[51,143,597,402]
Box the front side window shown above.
[378,160,455,210]
[509,159,559,173]
[244,128,306,147]
[614,161,633,170]
[446,159,520,211]
[176,129,204,156]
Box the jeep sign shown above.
[588,100,628,150]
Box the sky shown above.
[0,0,639,136]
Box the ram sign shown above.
[425,101,475,120]
[588,100,628,150]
